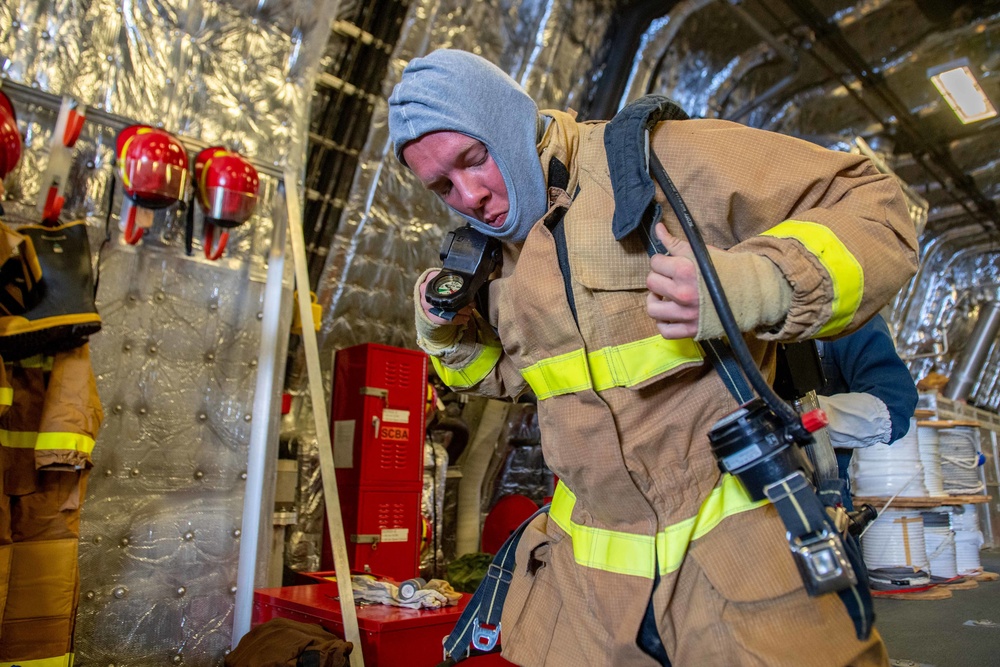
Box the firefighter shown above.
[388,49,918,666]
[816,312,919,510]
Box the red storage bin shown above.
[252,583,514,667]
[321,484,422,582]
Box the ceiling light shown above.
[928,58,997,124]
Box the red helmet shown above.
[0,91,22,179]
[194,147,259,227]
[116,126,189,208]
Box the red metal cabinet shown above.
[331,343,427,487]
[323,485,422,581]
[324,343,428,581]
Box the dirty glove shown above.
[414,268,466,355]
[816,392,891,448]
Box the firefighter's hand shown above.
[419,270,473,327]
[646,223,703,339]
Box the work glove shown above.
[414,268,465,355]
[816,392,891,448]
[351,574,462,609]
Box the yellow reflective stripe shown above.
[522,336,704,399]
[12,354,54,370]
[550,482,656,577]
[37,432,96,454]
[655,473,767,574]
[520,349,591,400]
[430,341,503,389]
[0,653,74,667]
[589,336,703,391]
[0,386,11,406]
[0,429,96,454]
[761,220,864,336]
[549,474,766,578]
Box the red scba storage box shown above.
[323,343,428,582]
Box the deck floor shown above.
[875,549,1000,667]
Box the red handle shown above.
[41,186,64,224]
[123,206,145,245]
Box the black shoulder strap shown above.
[544,156,579,326]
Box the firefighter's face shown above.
[402,131,509,229]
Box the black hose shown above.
[647,149,804,430]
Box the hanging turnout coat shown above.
[426,110,918,666]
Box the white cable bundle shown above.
[949,504,985,576]
[938,425,984,495]
[954,530,985,575]
[851,419,927,497]
[916,423,946,496]
[949,503,980,531]
[861,508,929,572]
[921,511,957,579]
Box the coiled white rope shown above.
[916,424,945,496]
[861,508,929,573]
[858,467,924,540]
[938,427,984,495]
[950,503,980,531]
[922,511,957,579]
[949,504,985,576]
[852,419,927,497]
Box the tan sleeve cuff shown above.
[696,249,793,340]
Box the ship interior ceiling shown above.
[588,0,1000,410]
[3,0,1000,663]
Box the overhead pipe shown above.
[977,352,1000,410]
[896,224,993,335]
[902,240,996,336]
[594,0,703,117]
[707,1,801,119]
[944,300,1000,402]
[896,239,997,366]
[721,0,798,63]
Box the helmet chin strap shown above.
[121,200,145,245]
[202,222,229,261]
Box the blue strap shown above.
[763,470,832,539]
[816,477,875,640]
[443,505,550,662]
[701,339,754,404]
